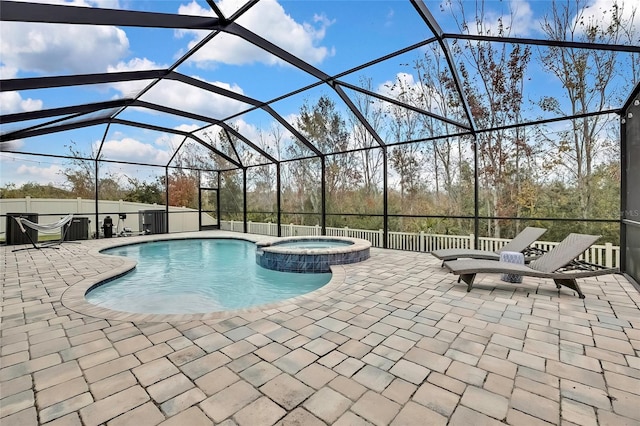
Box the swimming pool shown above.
[85,239,331,314]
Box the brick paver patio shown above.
[2,231,639,425]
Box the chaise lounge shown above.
[431,226,547,264]
[443,233,618,298]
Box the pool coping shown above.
[60,233,351,323]
[256,235,372,254]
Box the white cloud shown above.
[177,0,334,67]
[100,137,171,164]
[231,118,260,141]
[156,124,201,149]
[107,57,166,97]
[1,49,44,115]
[508,0,538,36]
[284,112,299,126]
[107,59,251,122]
[574,0,640,39]
[377,72,417,98]
[0,64,18,79]
[88,0,120,8]
[451,0,539,37]
[0,0,129,75]
[377,72,447,113]
[16,163,65,183]
[138,77,250,119]
[0,91,43,114]
[0,152,64,186]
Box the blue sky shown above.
[1,0,637,187]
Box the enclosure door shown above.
[199,188,220,230]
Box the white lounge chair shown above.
[443,233,618,298]
[431,226,547,264]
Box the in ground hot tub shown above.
[256,236,371,273]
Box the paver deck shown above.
[2,231,639,425]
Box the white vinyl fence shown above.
[222,220,620,268]
[0,197,215,237]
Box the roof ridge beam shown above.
[447,33,640,53]
[0,70,169,92]
[132,100,220,124]
[337,81,471,131]
[0,99,132,124]
[217,123,279,164]
[0,0,218,29]
[0,117,109,142]
[167,72,262,107]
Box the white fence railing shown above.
[222,220,620,268]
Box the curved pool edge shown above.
[60,233,349,322]
[256,235,371,253]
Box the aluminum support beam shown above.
[0,70,169,92]
[0,100,131,124]
[449,33,640,54]
[219,124,279,165]
[338,81,471,130]
[0,0,218,29]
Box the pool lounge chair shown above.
[443,233,618,298]
[431,226,547,264]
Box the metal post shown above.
[243,168,247,233]
[217,171,221,225]
[321,157,326,235]
[95,123,110,239]
[94,159,99,238]
[473,135,480,248]
[165,166,170,233]
[620,113,627,273]
[382,146,388,249]
[276,163,282,237]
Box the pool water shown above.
[86,239,331,314]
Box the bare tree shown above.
[538,0,639,220]
[383,75,427,207]
[411,44,472,219]
[445,0,534,237]
[294,96,361,213]
[350,77,385,195]
[60,140,123,200]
